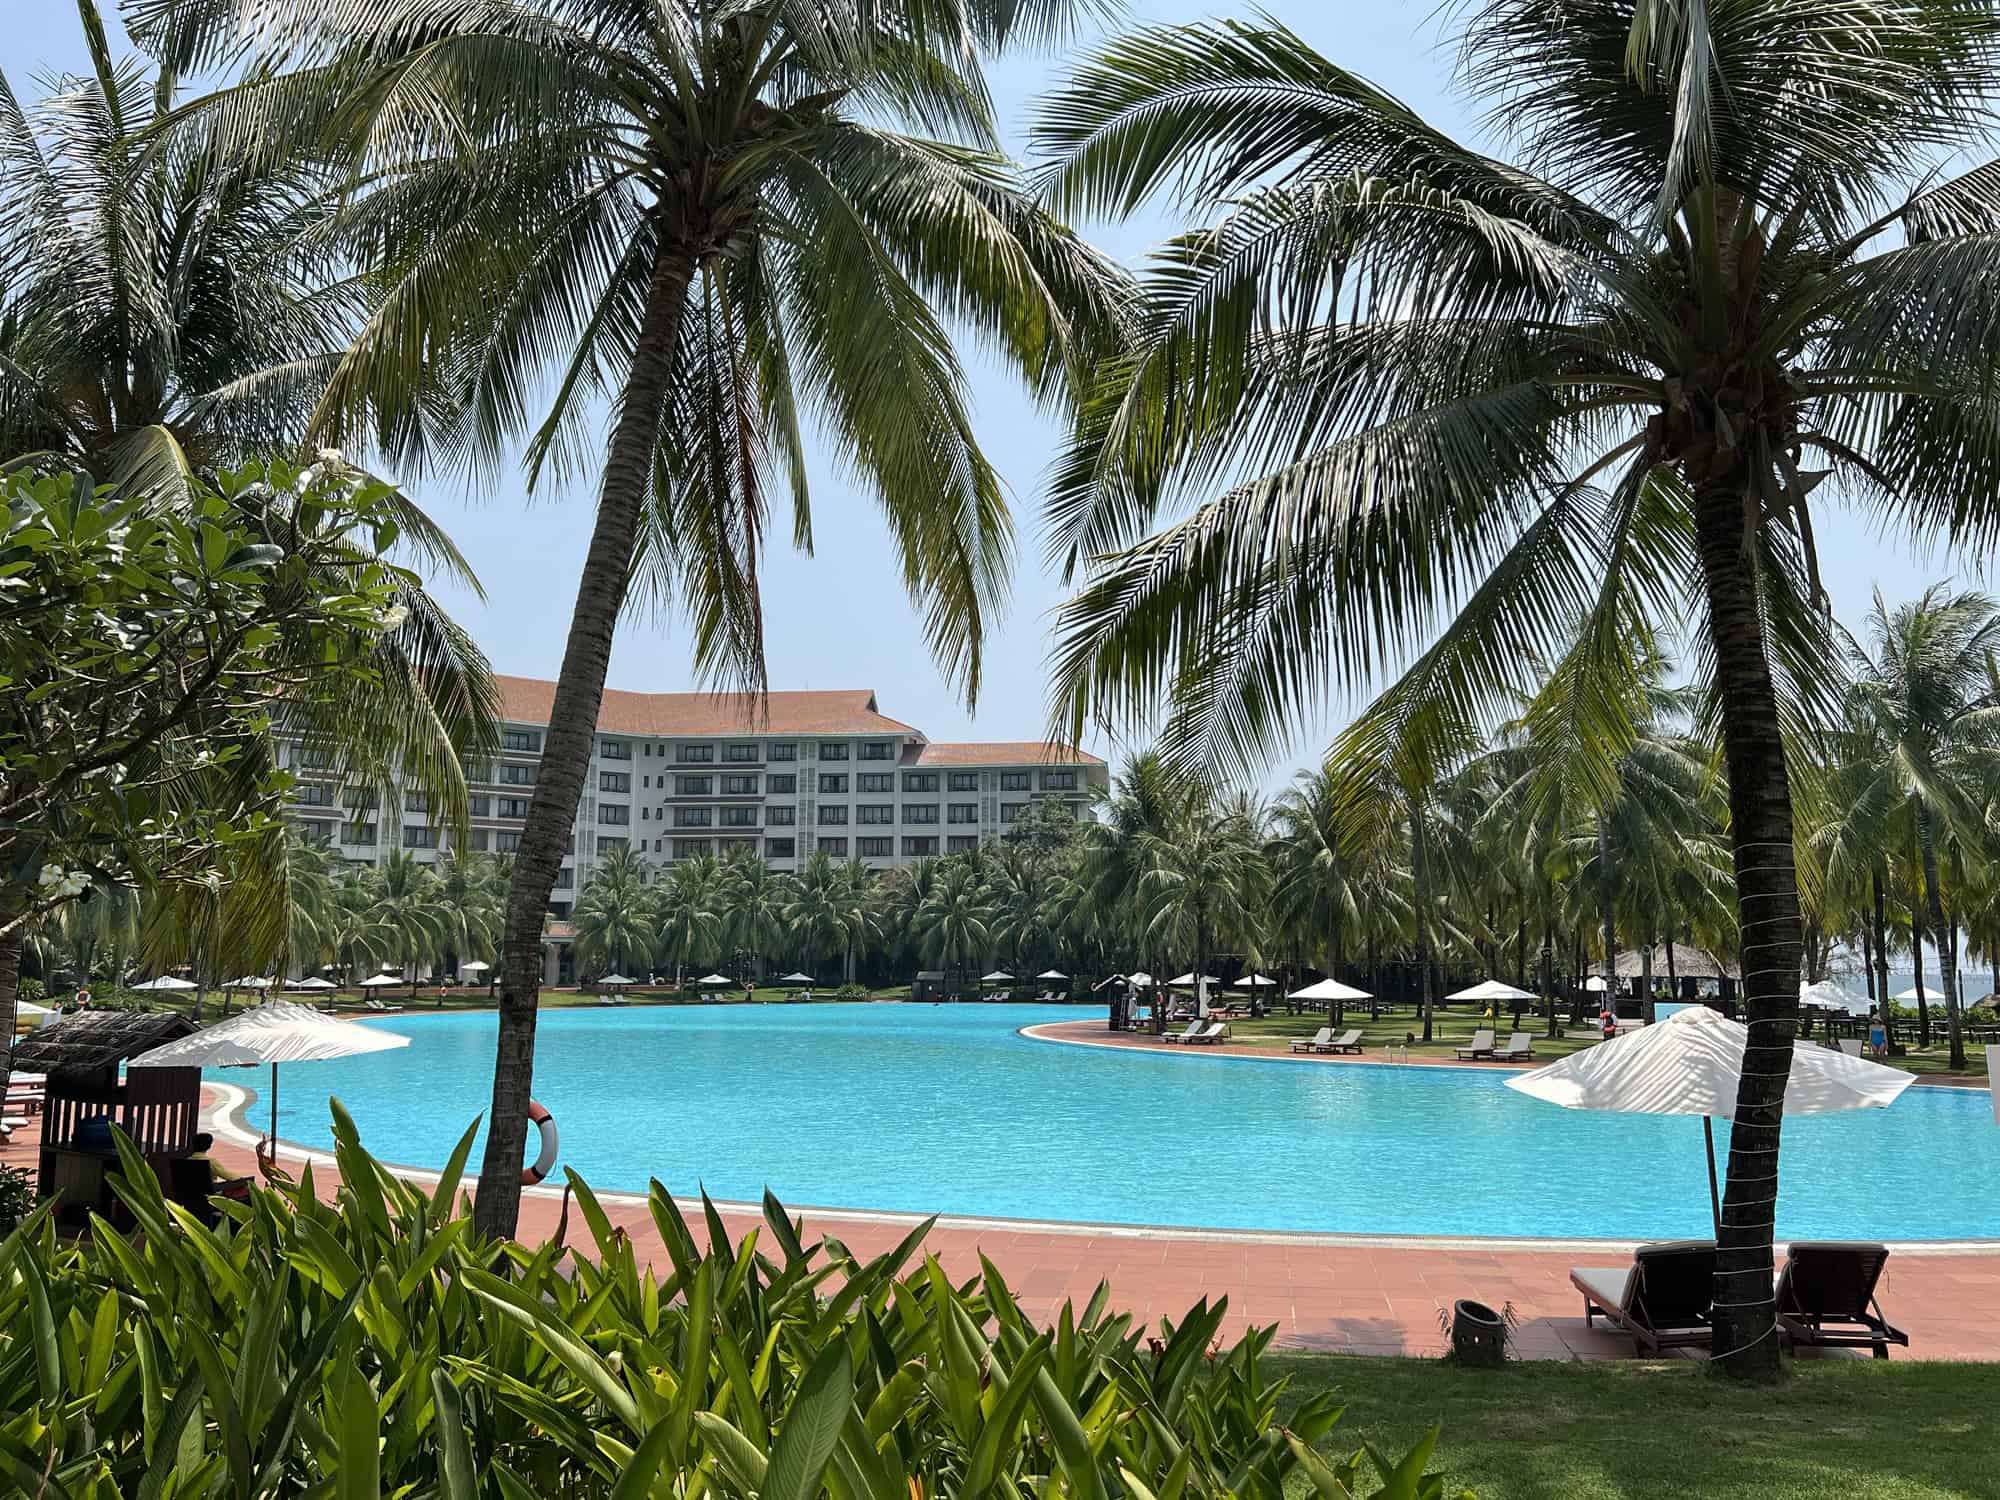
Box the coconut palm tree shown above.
[652,855,723,987]
[572,847,655,980]
[718,846,791,984]
[433,846,504,996]
[155,0,1126,1235]
[371,850,444,996]
[911,859,992,972]
[1138,795,1266,1005]
[1839,588,2000,1070]
[1034,4,2000,1373]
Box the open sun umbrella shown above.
[1036,969,1068,980]
[1507,1005,1914,1232]
[129,975,197,991]
[1448,979,1538,1004]
[980,971,1013,984]
[225,976,276,990]
[128,1000,410,1152]
[1289,978,1372,1003]
[696,974,735,987]
[287,977,336,991]
[1167,973,1221,988]
[598,974,638,987]
[1800,979,1863,1014]
[1894,985,1946,1002]
[356,973,402,988]
[776,972,815,985]
[1235,973,1277,988]
[458,960,491,974]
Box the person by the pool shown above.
[1869,1008,1889,1058]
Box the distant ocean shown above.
[1825,967,1993,1006]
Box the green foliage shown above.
[833,982,870,999]
[15,977,41,1005]
[0,1115,1449,1497]
[0,1166,29,1233]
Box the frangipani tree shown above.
[1036,3,2000,1375]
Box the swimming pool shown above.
[237,1004,2000,1241]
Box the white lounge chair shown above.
[1162,1019,1205,1044]
[1454,1029,1497,1060]
[1290,1027,1333,1054]
[1183,1020,1229,1046]
[1324,1028,1364,1054]
[1494,1033,1536,1061]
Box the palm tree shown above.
[718,846,791,984]
[1034,5,2000,1374]
[652,855,723,987]
[372,850,444,996]
[1138,794,1266,1004]
[911,859,993,972]
[1839,588,2000,1070]
[572,847,655,980]
[162,0,1125,1236]
[433,847,504,997]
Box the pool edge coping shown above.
[202,1081,2000,1259]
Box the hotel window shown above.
[297,745,335,769]
[296,783,336,807]
[903,771,939,792]
[403,825,436,848]
[818,741,849,760]
[299,821,334,846]
[766,773,796,794]
[903,804,939,824]
[1042,770,1078,790]
[677,775,712,795]
[1000,802,1026,823]
[765,837,796,859]
[948,803,977,824]
[641,807,650,820]
[674,837,710,858]
[765,806,795,826]
[601,739,632,760]
[497,797,532,819]
[653,838,662,851]
[347,822,378,845]
[598,836,627,852]
[858,804,893,825]
[723,743,758,763]
[858,772,893,792]
[721,773,758,794]
[469,796,491,817]
[641,774,650,788]
[721,807,758,827]
[675,808,712,827]
[718,838,756,856]
[502,729,541,752]
[599,804,630,825]
[769,742,797,761]
[902,836,939,857]
[496,830,522,852]
[461,759,493,783]
[818,805,848,825]
[341,788,377,810]
[948,771,978,791]
[858,836,892,857]
[859,741,894,761]
[464,828,489,851]
[500,763,538,786]
[600,770,630,793]
[643,743,653,757]
[999,772,1030,791]
[818,773,848,794]
[817,836,847,856]
[947,835,978,853]
[678,744,715,763]
[552,867,573,888]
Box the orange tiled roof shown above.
[496,676,921,737]
[916,741,1105,767]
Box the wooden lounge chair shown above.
[1324,1028,1364,1054]
[1162,1019,1205,1044]
[1183,1021,1229,1046]
[1493,1033,1536,1061]
[1570,1240,1716,1355]
[1454,1028,1496,1060]
[1775,1242,1910,1359]
[1290,1027,1333,1054]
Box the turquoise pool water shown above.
[240,1004,2000,1241]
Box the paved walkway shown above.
[7,1069,1997,1363]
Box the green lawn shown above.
[1274,1354,2000,1498]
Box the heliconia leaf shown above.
[759,1337,854,1500]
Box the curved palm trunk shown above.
[1916,808,1966,1070]
[1639,938,1655,1025]
[1410,799,1434,1042]
[1665,931,1679,1006]
[1596,816,1617,1020]
[0,930,20,1097]
[1909,893,1930,1046]
[475,246,693,1242]
[1692,478,1803,1382]
[1541,919,1557,1039]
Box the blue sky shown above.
[7,3,1974,786]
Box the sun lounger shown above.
[1454,1028,1496,1060]
[1493,1033,1536,1061]
[1162,1019,1205,1044]
[1183,1021,1229,1045]
[1324,1028,1363,1053]
[1570,1240,1715,1355]
[1291,1027,1333,1054]
[1775,1242,1910,1359]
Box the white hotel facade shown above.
[283,676,1108,921]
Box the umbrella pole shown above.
[1703,1117,1721,1237]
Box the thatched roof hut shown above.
[1589,945,1738,981]
[11,1009,197,1076]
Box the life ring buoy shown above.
[521,1100,559,1185]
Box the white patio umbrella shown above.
[1036,969,1068,981]
[1289,978,1372,1003]
[356,973,402,988]
[776,972,816,985]
[1236,973,1278,987]
[1508,1005,1914,1232]
[980,971,1013,983]
[129,975,197,991]
[287,977,336,991]
[457,960,491,974]
[1894,984,1946,1002]
[598,974,639,987]
[1448,979,1538,1004]
[1800,979,1863,1013]
[696,973,735,986]
[1166,972,1222,988]
[128,1000,410,1150]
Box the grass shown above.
[1273,1354,2000,1498]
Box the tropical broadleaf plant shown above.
[1032,1,2000,1375]
[0,1112,1450,1498]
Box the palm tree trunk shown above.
[1916,808,1966,1070]
[1639,938,1655,1024]
[1910,890,1930,1047]
[475,245,693,1242]
[1665,931,1679,1006]
[1367,930,1380,1021]
[0,929,20,1096]
[1596,815,1617,1021]
[1692,475,1804,1382]
[1872,868,1892,1025]
[1411,797,1434,1042]
[1541,919,1557,1039]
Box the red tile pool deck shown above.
[7,1033,1996,1363]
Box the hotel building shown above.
[283,676,1108,921]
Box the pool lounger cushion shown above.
[1570,1239,1716,1355]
